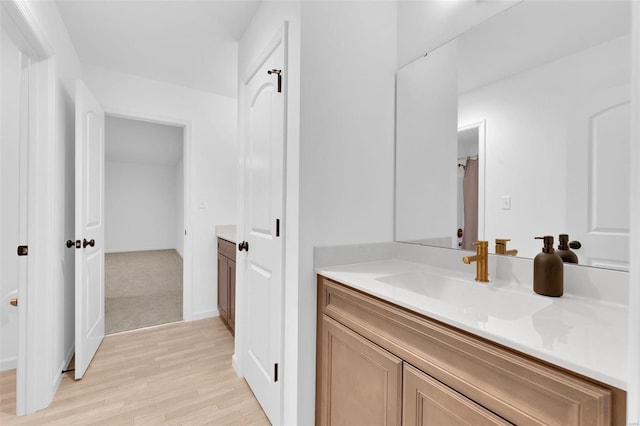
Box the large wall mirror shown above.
[395,0,631,271]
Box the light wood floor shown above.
[0,318,269,425]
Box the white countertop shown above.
[215,224,236,244]
[317,259,628,390]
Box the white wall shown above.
[83,65,237,320]
[298,4,397,422]
[105,162,179,252]
[104,115,183,253]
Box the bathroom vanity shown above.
[315,255,627,425]
[216,225,237,335]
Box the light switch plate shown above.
[501,195,511,210]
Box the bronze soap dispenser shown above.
[533,236,563,297]
[556,234,579,264]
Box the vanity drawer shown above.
[318,276,622,426]
[217,237,236,261]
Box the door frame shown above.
[628,1,640,421]
[102,108,193,321]
[236,21,288,422]
[2,0,57,415]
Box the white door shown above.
[74,80,106,379]
[567,85,630,270]
[242,34,286,424]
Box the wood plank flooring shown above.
[0,318,269,425]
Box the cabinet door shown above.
[228,259,236,333]
[318,316,402,426]
[403,364,512,426]
[217,252,228,322]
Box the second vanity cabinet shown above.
[316,276,626,426]
[217,237,236,335]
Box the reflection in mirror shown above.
[457,121,484,251]
[395,1,631,271]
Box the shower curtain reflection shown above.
[461,158,479,250]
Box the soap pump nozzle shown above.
[535,236,555,253]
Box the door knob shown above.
[569,240,581,249]
[10,298,18,307]
[83,238,95,248]
[66,240,75,248]
[238,241,249,252]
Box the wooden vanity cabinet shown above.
[217,237,236,334]
[316,276,626,426]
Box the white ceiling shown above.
[458,1,630,93]
[56,0,260,98]
[105,115,184,166]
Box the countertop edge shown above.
[215,224,236,244]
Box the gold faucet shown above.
[462,241,489,282]
[495,238,518,256]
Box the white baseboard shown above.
[0,356,17,372]
[105,247,178,254]
[190,309,218,321]
[232,353,242,377]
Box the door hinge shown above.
[268,69,282,93]
[276,218,280,237]
[274,363,279,382]
[17,245,28,256]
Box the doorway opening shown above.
[104,115,185,334]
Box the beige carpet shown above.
[105,249,183,335]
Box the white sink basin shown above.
[376,271,552,320]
